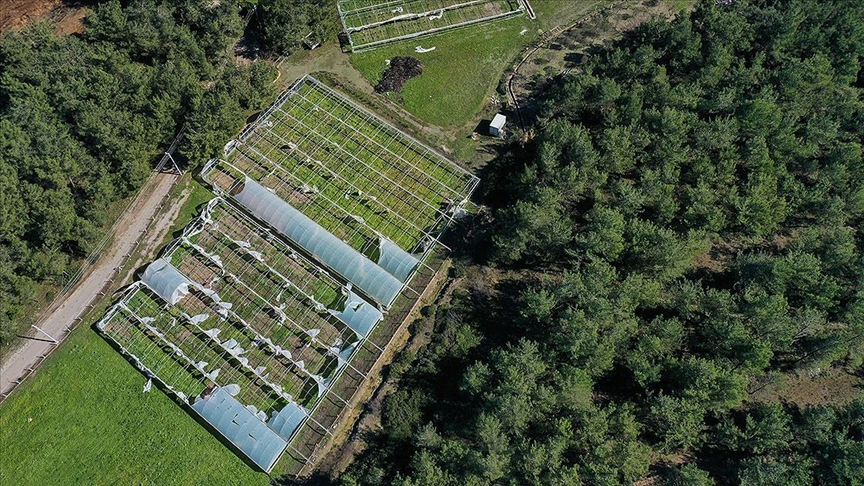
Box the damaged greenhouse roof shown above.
[96,75,478,475]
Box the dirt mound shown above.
[375,56,422,93]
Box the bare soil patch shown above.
[375,56,423,93]
[0,0,87,35]
[0,0,58,32]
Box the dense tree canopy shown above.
[255,0,338,54]
[0,0,276,344]
[336,0,864,484]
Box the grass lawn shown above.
[0,179,271,486]
[350,15,535,128]
[348,1,610,129]
[0,323,270,485]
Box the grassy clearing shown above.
[173,180,215,231]
[347,0,617,131]
[342,0,523,51]
[350,15,534,128]
[0,321,269,485]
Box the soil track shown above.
[0,172,180,397]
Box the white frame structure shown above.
[97,199,379,472]
[202,75,478,309]
[338,0,529,52]
[97,75,478,475]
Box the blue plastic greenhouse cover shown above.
[192,387,287,472]
[233,178,404,307]
[330,290,382,338]
[378,238,420,282]
[140,259,193,305]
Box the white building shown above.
[489,114,507,137]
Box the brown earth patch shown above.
[0,0,87,35]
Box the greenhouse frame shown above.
[97,75,477,475]
[338,0,528,51]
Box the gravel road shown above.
[0,172,179,396]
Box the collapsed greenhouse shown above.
[96,75,478,475]
[338,0,529,51]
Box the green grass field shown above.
[0,323,270,485]
[350,15,534,128]
[349,0,610,129]
[0,181,272,485]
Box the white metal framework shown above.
[97,75,478,475]
[98,200,378,471]
[201,75,478,308]
[338,0,528,52]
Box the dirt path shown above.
[0,172,179,397]
[506,0,675,131]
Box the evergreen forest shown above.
[0,0,337,344]
[338,1,864,484]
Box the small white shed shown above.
[489,114,507,137]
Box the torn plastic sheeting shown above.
[192,387,286,472]
[198,287,222,303]
[140,259,193,305]
[233,178,403,307]
[378,237,420,282]
[204,328,221,340]
[206,369,220,382]
[315,375,332,397]
[336,342,357,368]
[329,289,382,339]
[183,237,224,269]
[267,402,308,441]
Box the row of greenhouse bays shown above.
[124,286,325,409]
[222,150,439,255]
[342,0,522,47]
[101,200,385,409]
[281,80,474,198]
[235,124,444,251]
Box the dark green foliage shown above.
[0,0,276,344]
[338,1,864,484]
[255,0,338,55]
